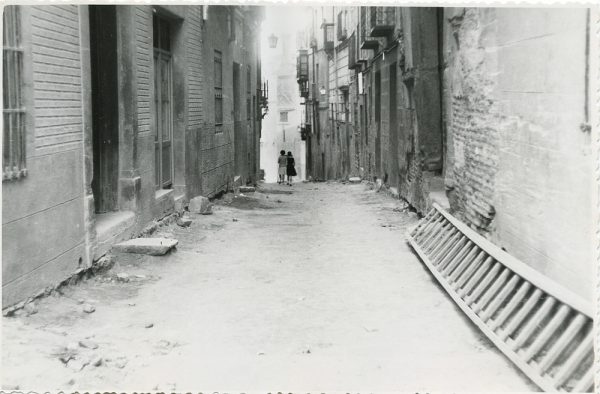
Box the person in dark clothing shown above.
[286,151,297,186]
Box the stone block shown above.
[119,176,141,208]
[176,218,192,227]
[188,196,211,214]
[239,186,255,193]
[113,238,178,256]
[349,177,361,183]
[233,175,242,187]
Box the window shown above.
[279,111,288,123]
[214,50,223,127]
[336,11,347,41]
[228,9,236,42]
[3,5,26,181]
[368,85,372,124]
[246,66,251,94]
[375,70,381,124]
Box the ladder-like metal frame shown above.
[407,203,594,392]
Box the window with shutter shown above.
[214,50,223,129]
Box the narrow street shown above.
[2,182,536,391]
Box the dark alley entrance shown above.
[89,5,119,214]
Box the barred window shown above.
[3,5,26,181]
[214,50,223,127]
[246,66,251,120]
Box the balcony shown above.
[348,32,367,70]
[259,81,269,119]
[369,7,395,37]
[321,21,334,52]
[300,124,311,140]
[359,7,379,51]
[296,50,309,82]
[299,80,309,99]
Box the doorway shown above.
[233,63,243,177]
[153,13,174,190]
[374,70,381,177]
[389,62,398,187]
[89,5,119,214]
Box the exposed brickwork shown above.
[448,94,497,232]
[186,7,203,130]
[199,7,235,197]
[185,6,204,198]
[443,9,499,233]
[442,8,592,298]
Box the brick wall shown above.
[185,6,204,198]
[200,6,235,197]
[442,8,593,298]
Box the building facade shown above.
[2,5,265,307]
[297,7,595,299]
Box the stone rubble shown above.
[24,301,38,316]
[78,340,99,350]
[188,196,212,215]
[176,217,192,227]
[82,304,96,314]
[239,186,256,193]
[116,273,130,282]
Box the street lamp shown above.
[268,33,278,49]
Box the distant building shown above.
[296,6,594,299]
[260,7,306,183]
[2,5,265,307]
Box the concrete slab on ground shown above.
[113,238,178,256]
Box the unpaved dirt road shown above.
[2,181,537,391]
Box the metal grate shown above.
[407,204,594,392]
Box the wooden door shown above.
[89,5,119,213]
[389,63,398,186]
[233,63,242,176]
[154,52,173,189]
[375,70,381,177]
[153,14,173,189]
